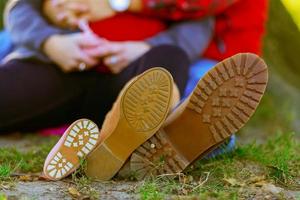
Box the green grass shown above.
[137,132,300,199]
[0,193,7,200]
[0,137,57,178]
[70,160,100,199]
[238,133,299,181]
[0,164,11,179]
[70,175,99,199]
[1,132,298,199]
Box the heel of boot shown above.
[85,144,123,180]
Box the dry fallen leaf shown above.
[253,180,268,187]
[247,175,266,184]
[68,187,81,197]
[223,178,245,187]
[0,184,12,190]
[19,175,33,182]
[181,188,189,195]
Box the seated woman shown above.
[1,0,216,133]
[2,0,269,100]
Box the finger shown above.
[77,16,92,28]
[90,43,124,58]
[104,55,122,67]
[78,20,93,34]
[61,60,78,73]
[104,55,128,73]
[82,32,108,48]
[82,46,104,57]
[75,50,99,67]
[108,60,128,74]
[76,33,104,47]
[82,44,115,57]
[72,22,106,43]
[66,60,93,73]
[79,55,98,67]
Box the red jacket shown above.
[203,0,269,60]
[89,0,268,61]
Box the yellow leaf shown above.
[68,187,81,197]
[223,178,245,187]
[19,175,33,182]
[248,175,266,184]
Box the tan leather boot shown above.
[129,53,269,180]
[85,67,175,180]
[93,73,180,144]
[116,82,180,179]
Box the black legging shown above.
[0,45,190,133]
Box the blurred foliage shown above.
[241,0,300,137]
[264,0,300,88]
[0,0,7,29]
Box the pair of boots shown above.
[43,53,268,181]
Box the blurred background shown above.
[0,0,299,142]
[0,1,299,198]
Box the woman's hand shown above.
[43,33,104,73]
[84,41,151,74]
[43,0,116,29]
[103,42,151,74]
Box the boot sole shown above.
[130,53,269,179]
[44,119,100,180]
[85,67,173,180]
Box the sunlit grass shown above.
[0,193,7,200]
[282,0,300,29]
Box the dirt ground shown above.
[2,180,139,200]
[2,180,299,200]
